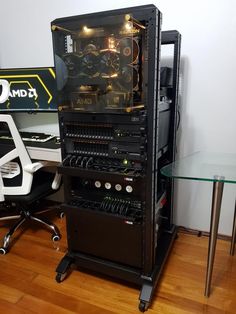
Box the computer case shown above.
[51,5,181,312]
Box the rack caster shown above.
[58,211,65,219]
[56,271,68,283]
[55,253,74,283]
[139,301,149,312]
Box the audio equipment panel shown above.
[52,5,181,312]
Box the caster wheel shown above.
[52,234,61,242]
[56,272,67,283]
[139,301,149,312]
[0,247,8,255]
[59,212,65,219]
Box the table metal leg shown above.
[230,199,236,256]
[205,180,224,297]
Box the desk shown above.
[0,137,61,163]
[25,142,61,162]
[161,152,236,297]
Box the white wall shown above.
[1,0,236,235]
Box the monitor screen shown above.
[0,67,58,112]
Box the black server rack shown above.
[51,5,181,311]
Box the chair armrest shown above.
[24,161,50,173]
[24,161,61,190]
[51,172,62,190]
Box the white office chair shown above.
[0,114,61,254]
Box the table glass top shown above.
[161,152,236,183]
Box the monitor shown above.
[0,67,58,112]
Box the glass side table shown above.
[161,151,236,297]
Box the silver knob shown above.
[95,181,101,188]
[115,184,122,191]
[126,185,133,193]
[105,182,112,190]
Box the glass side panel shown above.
[161,152,236,183]
[53,14,144,113]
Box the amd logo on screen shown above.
[0,67,57,111]
[9,88,37,99]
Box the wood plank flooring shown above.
[0,212,235,313]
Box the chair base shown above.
[0,209,61,254]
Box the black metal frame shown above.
[161,30,181,227]
[52,6,181,312]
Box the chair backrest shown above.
[0,114,34,201]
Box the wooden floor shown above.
[0,212,235,314]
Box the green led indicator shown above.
[123,159,128,165]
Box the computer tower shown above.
[51,5,181,311]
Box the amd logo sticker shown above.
[9,88,37,98]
